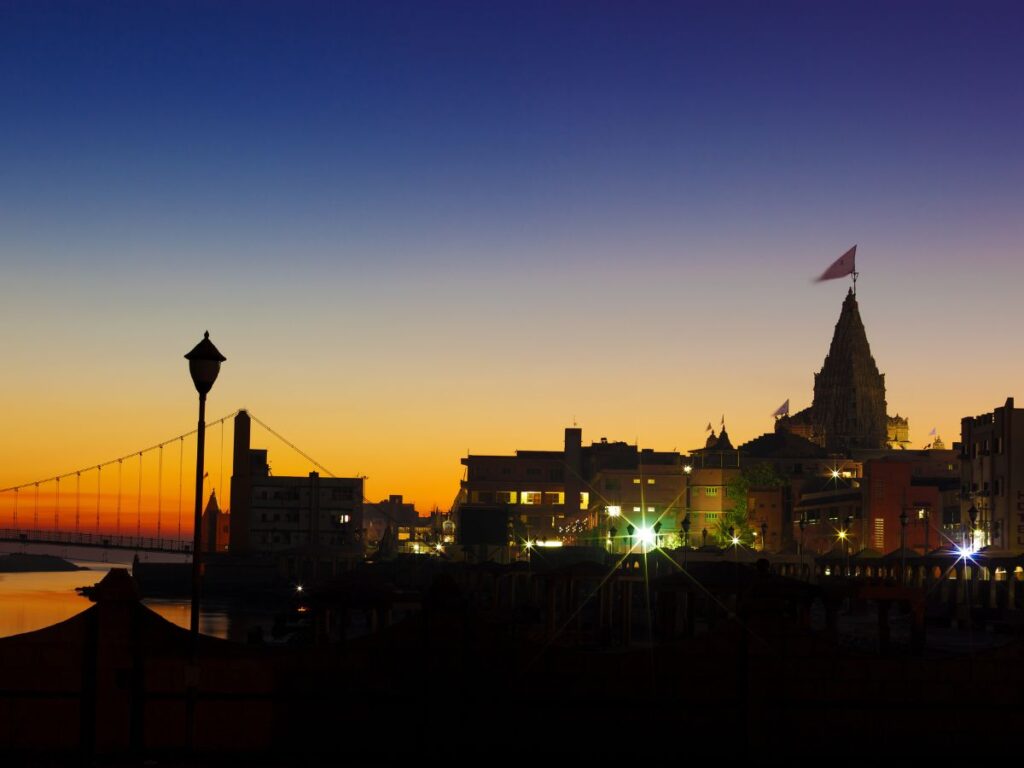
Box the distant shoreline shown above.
[0,553,88,573]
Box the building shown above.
[860,450,959,553]
[227,411,363,579]
[200,490,230,553]
[961,397,1024,551]
[777,288,908,452]
[363,494,440,553]
[460,428,693,550]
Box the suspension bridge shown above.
[0,410,338,554]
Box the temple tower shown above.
[811,289,888,451]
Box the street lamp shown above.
[967,504,979,552]
[760,521,767,553]
[184,331,226,640]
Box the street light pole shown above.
[184,332,226,641]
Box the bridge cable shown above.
[95,466,101,533]
[75,471,81,533]
[116,459,123,536]
[54,478,60,531]
[136,452,143,539]
[219,419,225,504]
[12,488,17,529]
[34,483,39,531]
[177,437,184,539]
[0,409,240,495]
[157,444,164,539]
[247,412,338,478]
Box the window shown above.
[496,491,516,504]
[705,512,719,520]
[521,492,542,505]
[647,478,655,485]
[705,487,719,497]
[633,506,641,513]
[632,478,641,485]
[338,514,350,524]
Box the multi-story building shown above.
[460,428,694,547]
[363,494,440,552]
[961,397,1024,551]
[228,411,363,567]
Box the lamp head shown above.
[185,331,226,395]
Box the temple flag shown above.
[772,399,790,418]
[815,245,856,282]
[928,427,937,436]
[705,422,713,432]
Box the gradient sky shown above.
[2,1,1023,520]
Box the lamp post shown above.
[899,508,908,585]
[184,331,226,641]
[760,521,767,553]
[702,528,707,549]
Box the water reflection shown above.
[0,558,276,642]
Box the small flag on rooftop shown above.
[772,399,790,418]
[815,245,857,282]
[705,422,713,432]
[928,427,937,436]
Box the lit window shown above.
[647,478,655,485]
[633,506,641,512]
[632,478,641,484]
[647,506,655,513]
[338,514,350,524]
[521,492,542,505]
[705,487,719,496]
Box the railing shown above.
[0,528,192,553]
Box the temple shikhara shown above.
[777,287,909,450]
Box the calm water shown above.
[0,547,278,642]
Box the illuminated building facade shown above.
[961,397,1024,551]
[460,428,693,545]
